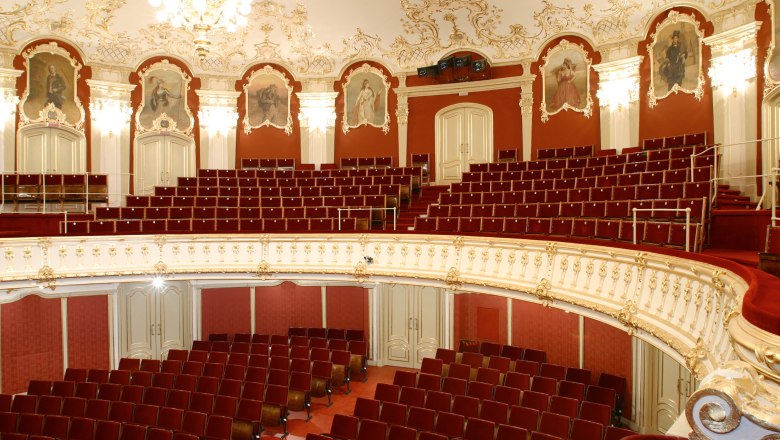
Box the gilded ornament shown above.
[255,260,273,280]
[35,265,56,290]
[445,267,461,289]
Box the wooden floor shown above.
[261,365,407,439]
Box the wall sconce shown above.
[90,98,132,136]
[0,91,20,126]
[708,49,755,96]
[596,77,639,111]
[198,106,238,136]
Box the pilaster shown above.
[704,21,761,199]
[87,65,136,206]
[593,56,642,153]
[395,74,409,167]
[0,66,22,172]
[519,60,535,161]
[196,76,241,170]
[297,78,337,169]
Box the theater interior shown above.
[0,0,778,439]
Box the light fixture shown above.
[148,0,253,60]
[198,106,238,136]
[708,49,755,96]
[596,77,639,111]
[299,106,336,133]
[90,98,133,136]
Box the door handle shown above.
[150,324,155,336]
[157,323,161,336]
[408,317,413,330]
[415,318,419,330]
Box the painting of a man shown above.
[648,14,702,104]
[661,30,688,89]
[45,65,66,109]
[22,51,81,124]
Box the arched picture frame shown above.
[19,42,85,131]
[764,0,780,94]
[341,63,390,134]
[539,39,593,123]
[242,65,293,135]
[647,11,705,108]
[136,60,194,136]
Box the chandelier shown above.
[148,0,252,60]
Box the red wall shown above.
[531,36,602,157]
[67,295,110,370]
[637,7,714,143]
[453,293,508,346]
[1,295,63,394]
[583,317,633,418]
[325,286,369,334]
[201,287,252,337]
[254,282,322,335]
[334,61,400,165]
[407,89,523,181]
[511,300,579,367]
[235,64,302,165]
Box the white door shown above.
[119,283,190,360]
[436,105,493,184]
[382,284,442,368]
[135,134,195,195]
[644,344,694,434]
[18,126,85,173]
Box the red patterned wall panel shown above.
[254,282,322,335]
[201,287,252,338]
[67,296,110,371]
[1,295,64,394]
[511,299,578,366]
[583,317,633,418]
[325,286,368,333]
[454,293,508,346]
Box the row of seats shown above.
[415,216,700,247]
[1,174,108,211]
[440,343,548,364]
[208,165,421,179]
[428,198,707,220]
[125,193,393,209]
[444,183,711,204]
[201,328,365,345]
[642,132,707,150]
[535,144,595,159]
[485,144,711,172]
[61,217,367,235]
[238,158,295,169]
[0,412,203,440]
[457,169,710,192]
[286,327,365,340]
[94,206,379,221]
[154,182,405,198]
[339,157,394,169]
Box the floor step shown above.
[716,200,757,209]
[718,193,750,202]
[717,189,741,196]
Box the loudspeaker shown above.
[437,57,453,72]
[417,65,438,77]
[453,55,471,68]
[471,59,487,72]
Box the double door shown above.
[382,285,442,368]
[436,105,493,184]
[642,342,694,434]
[135,133,194,195]
[119,282,190,360]
[18,126,85,173]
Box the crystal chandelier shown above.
[148,0,252,60]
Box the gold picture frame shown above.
[242,65,293,135]
[647,11,705,108]
[539,39,593,123]
[136,59,194,136]
[341,63,390,134]
[19,42,85,131]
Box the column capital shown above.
[296,91,338,129]
[194,89,241,109]
[703,21,761,56]
[0,67,23,90]
[519,77,535,117]
[86,79,136,102]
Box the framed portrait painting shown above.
[647,11,704,107]
[539,39,593,122]
[243,65,293,135]
[136,60,193,135]
[19,42,85,130]
[765,0,780,93]
[342,63,390,134]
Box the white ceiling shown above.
[0,0,746,77]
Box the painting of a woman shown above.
[353,79,379,124]
[342,64,390,134]
[551,58,580,110]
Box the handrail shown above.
[632,207,692,252]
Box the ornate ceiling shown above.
[0,0,751,77]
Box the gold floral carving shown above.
[255,260,273,279]
[444,267,461,289]
[35,265,56,290]
[614,300,639,334]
